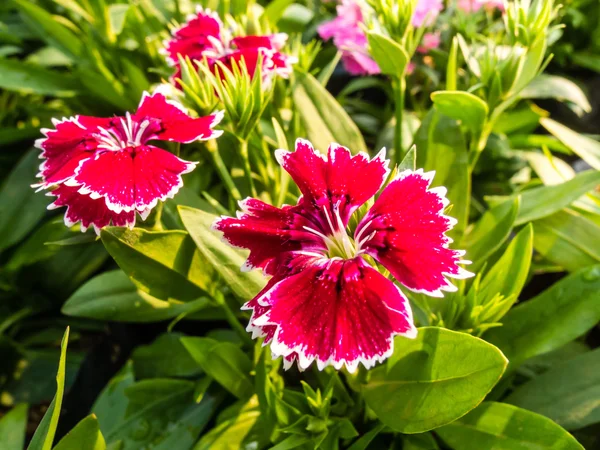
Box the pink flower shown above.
[34,91,223,233]
[318,0,380,76]
[417,32,441,54]
[456,0,505,13]
[412,0,444,27]
[214,139,471,372]
[162,7,295,86]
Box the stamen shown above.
[354,219,373,245]
[134,119,150,145]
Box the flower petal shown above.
[35,116,110,187]
[135,92,223,143]
[213,198,324,274]
[356,169,472,297]
[70,145,196,214]
[275,139,390,226]
[253,256,416,372]
[231,33,288,51]
[161,7,223,66]
[49,184,135,233]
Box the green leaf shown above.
[485,265,600,369]
[54,415,106,450]
[572,52,600,73]
[62,270,217,322]
[347,423,385,450]
[414,110,469,240]
[27,327,69,450]
[506,347,600,431]
[477,224,533,306]
[541,118,600,170]
[108,4,130,36]
[397,146,416,172]
[178,206,265,300]
[0,404,28,450]
[431,91,489,138]
[403,433,439,450]
[363,327,507,433]
[462,197,520,271]
[533,209,600,272]
[104,378,219,448]
[92,363,134,437]
[12,0,83,58]
[521,75,591,116]
[512,170,600,225]
[367,32,409,77]
[0,59,78,96]
[437,402,583,450]
[292,70,367,155]
[132,333,202,379]
[263,0,295,25]
[181,337,253,399]
[100,227,214,301]
[0,149,51,253]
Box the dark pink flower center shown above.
[93,113,161,151]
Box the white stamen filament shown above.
[93,117,152,151]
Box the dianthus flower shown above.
[318,0,380,76]
[456,0,505,13]
[214,139,472,372]
[33,91,223,232]
[413,0,444,27]
[162,7,295,86]
[417,32,441,54]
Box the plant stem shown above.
[239,138,257,198]
[205,139,242,203]
[214,291,253,347]
[393,76,406,167]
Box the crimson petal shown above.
[356,169,472,297]
[275,139,389,227]
[135,92,223,143]
[68,145,195,214]
[49,185,135,233]
[253,256,416,372]
[213,198,324,274]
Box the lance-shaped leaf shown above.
[0,404,28,450]
[367,32,409,77]
[54,415,106,450]
[431,91,489,139]
[541,118,600,171]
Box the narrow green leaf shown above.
[108,4,129,36]
[132,333,202,379]
[437,402,583,450]
[533,209,600,272]
[92,363,134,437]
[62,270,217,322]
[431,90,489,138]
[506,347,600,431]
[541,118,600,170]
[0,404,28,450]
[0,59,78,96]
[367,32,409,77]
[178,206,265,300]
[54,415,106,450]
[12,0,83,58]
[514,170,600,225]
[100,227,214,301]
[462,197,520,270]
[486,265,600,369]
[0,149,51,253]
[363,327,507,433]
[478,224,533,306]
[27,327,69,450]
[181,337,253,399]
[521,75,591,116]
[292,70,367,154]
[263,0,295,25]
[397,146,416,172]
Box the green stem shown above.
[205,139,242,202]
[239,138,257,198]
[393,76,406,167]
[214,291,253,347]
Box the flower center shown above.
[94,113,155,151]
[303,202,360,260]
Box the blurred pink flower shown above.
[318,0,380,75]
[417,32,441,54]
[456,0,505,13]
[412,0,444,27]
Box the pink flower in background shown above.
[34,91,223,233]
[162,7,295,85]
[412,0,444,27]
[417,32,441,54]
[318,0,380,76]
[457,0,505,12]
[214,139,471,372]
